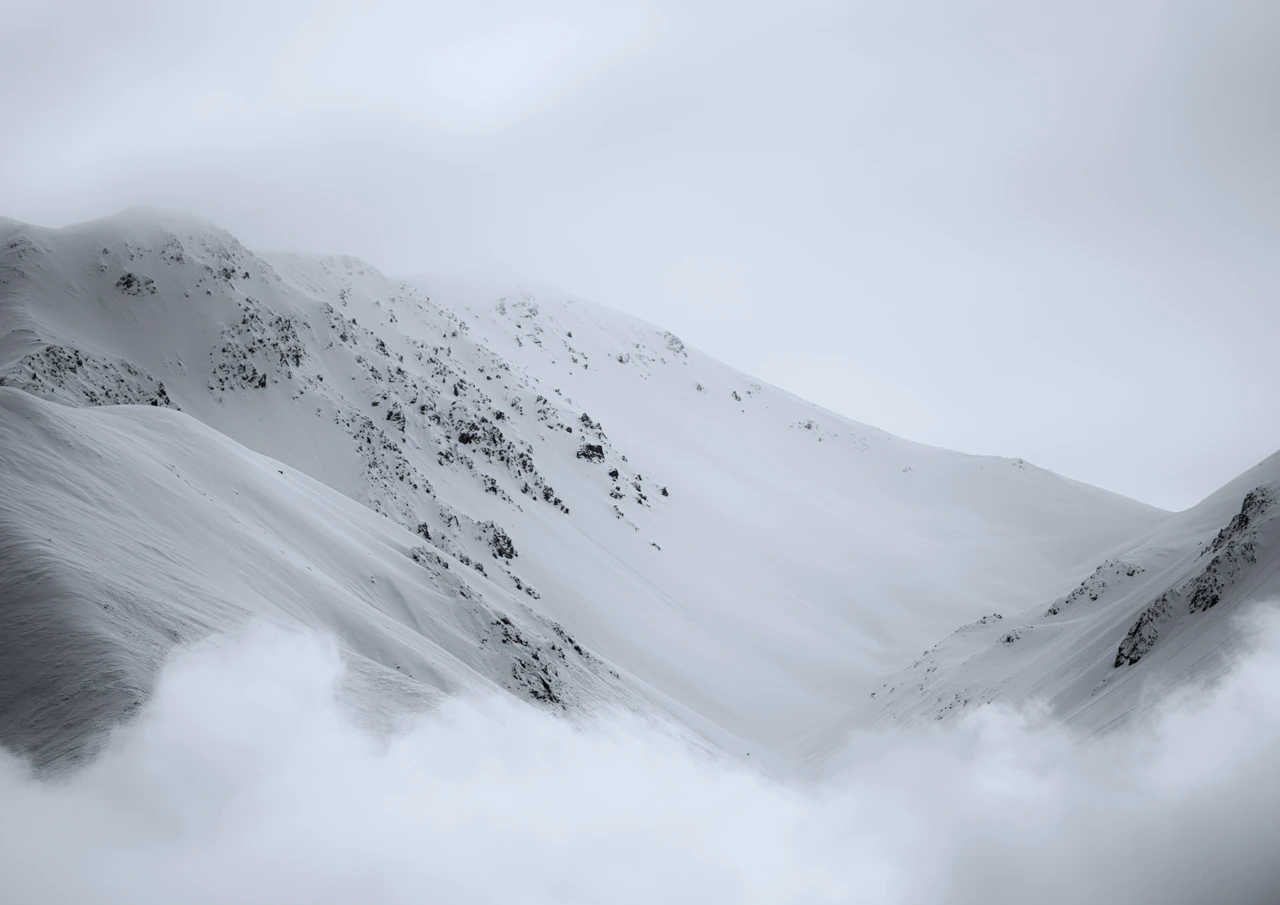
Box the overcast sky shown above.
[2,0,1277,509]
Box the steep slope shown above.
[0,208,1167,759]
[0,388,668,768]
[801,451,1280,773]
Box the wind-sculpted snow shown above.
[0,389,638,768]
[2,619,1280,905]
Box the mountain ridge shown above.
[797,448,1280,775]
[1,208,1220,772]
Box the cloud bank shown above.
[3,611,1280,904]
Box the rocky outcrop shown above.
[1046,559,1144,616]
[1115,488,1274,667]
[0,345,176,409]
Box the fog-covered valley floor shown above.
[4,616,1280,905]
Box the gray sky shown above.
[3,0,1277,509]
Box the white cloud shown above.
[3,608,1280,904]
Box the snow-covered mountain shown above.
[799,450,1280,774]
[2,207,1243,773]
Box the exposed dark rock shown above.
[115,272,156,295]
[1116,594,1173,667]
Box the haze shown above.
[2,0,1277,509]
[4,619,1280,904]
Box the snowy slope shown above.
[0,388,661,768]
[800,450,1280,773]
[0,208,1169,763]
